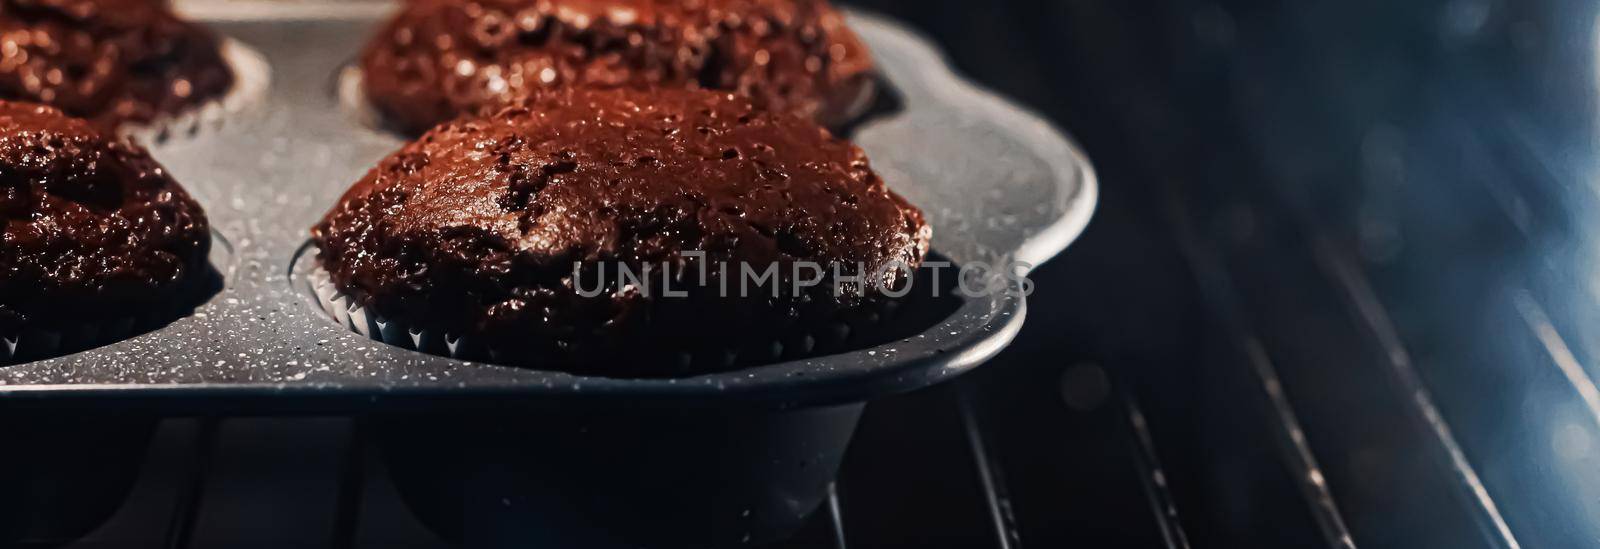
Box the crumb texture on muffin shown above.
[314,87,927,374]
[0,0,235,128]
[0,101,210,331]
[361,0,874,135]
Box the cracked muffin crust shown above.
[313,87,928,376]
[360,0,875,136]
[0,101,210,333]
[0,0,235,129]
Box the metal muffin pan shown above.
[0,2,1097,411]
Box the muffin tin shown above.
[0,2,1096,411]
[0,4,1095,546]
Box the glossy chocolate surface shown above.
[0,0,234,128]
[361,0,874,135]
[313,87,928,376]
[0,101,209,331]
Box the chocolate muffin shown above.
[313,87,928,377]
[0,0,235,129]
[0,101,211,338]
[360,0,875,135]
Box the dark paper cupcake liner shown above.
[307,264,898,373]
[1,306,170,364]
[1,249,219,365]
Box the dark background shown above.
[824,0,1600,547]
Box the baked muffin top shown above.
[0,0,235,128]
[361,0,874,135]
[0,101,210,331]
[313,87,927,374]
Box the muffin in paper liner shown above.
[335,64,877,138]
[311,86,926,376]
[304,263,901,373]
[0,99,223,366]
[343,0,877,136]
[123,39,273,147]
